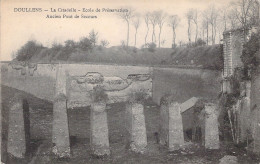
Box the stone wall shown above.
[1,62,221,108]
[222,27,257,77]
[1,62,223,140]
[0,62,153,108]
[251,66,260,154]
[152,67,221,105]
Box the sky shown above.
[0,0,232,61]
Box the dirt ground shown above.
[2,85,260,164]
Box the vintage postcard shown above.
[0,0,260,163]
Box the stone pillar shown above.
[168,103,184,151]
[52,64,70,158]
[222,79,227,93]
[159,101,169,146]
[253,110,260,155]
[7,94,30,158]
[0,81,2,163]
[160,100,184,151]
[252,67,260,155]
[222,79,232,94]
[204,103,220,149]
[125,103,147,153]
[237,81,251,143]
[90,102,110,156]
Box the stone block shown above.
[90,102,110,156]
[168,103,185,151]
[219,155,238,164]
[204,103,219,149]
[7,94,30,158]
[239,98,250,142]
[52,96,70,158]
[125,103,147,153]
[160,101,184,151]
[52,64,70,158]
[159,103,169,146]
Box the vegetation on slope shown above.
[13,38,223,70]
[241,30,260,77]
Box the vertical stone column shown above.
[7,94,30,158]
[0,80,2,163]
[125,103,147,153]
[253,110,260,155]
[159,101,169,146]
[252,67,260,155]
[240,81,251,142]
[160,99,184,151]
[52,64,70,158]
[90,102,110,156]
[168,102,184,151]
[204,103,220,149]
[223,79,232,94]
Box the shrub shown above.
[89,29,98,46]
[64,40,77,49]
[79,37,93,51]
[16,40,43,61]
[90,85,108,103]
[51,42,63,51]
[127,90,148,104]
[100,40,109,47]
[133,47,138,53]
[160,94,174,105]
[241,30,260,76]
[193,38,206,47]
[147,42,156,52]
[56,40,78,61]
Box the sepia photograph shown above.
[0,0,260,163]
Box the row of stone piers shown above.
[5,95,220,159]
[4,65,220,160]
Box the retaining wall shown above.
[152,67,222,105]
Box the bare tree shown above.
[208,5,218,44]
[179,41,183,47]
[186,9,193,45]
[149,11,158,43]
[217,7,230,42]
[132,14,141,47]
[202,19,207,44]
[89,29,98,46]
[118,7,135,47]
[227,9,241,29]
[202,9,210,45]
[221,7,228,31]
[161,39,166,46]
[190,9,199,43]
[144,12,150,46]
[231,0,255,28]
[156,10,168,48]
[100,40,109,47]
[168,15,180,48]
[251,0,260,25]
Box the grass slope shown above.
[26,45,223,70]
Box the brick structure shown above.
[222,27,257,93]
[222,26,259,154]
[223,26,257,78]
